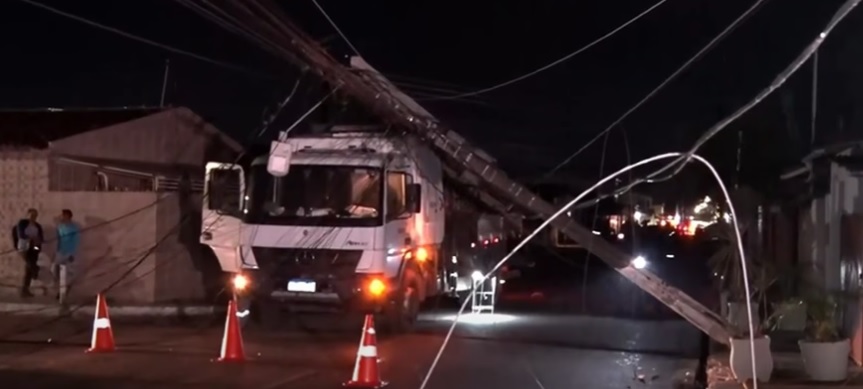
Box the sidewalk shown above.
[0,296,223,320]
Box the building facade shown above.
[0,107,241,303]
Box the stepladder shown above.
[470,273,498,314]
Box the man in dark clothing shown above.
[12,208,44,298]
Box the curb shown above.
[0,301,222,318]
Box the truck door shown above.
[201,162,245,272]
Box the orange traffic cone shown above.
[216,298,245,363]
[86,293,115,353]
[344,314,387,388]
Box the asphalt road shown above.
[0,307,701,389]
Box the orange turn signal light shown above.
[368,278,386,296]
[414,247,429,262]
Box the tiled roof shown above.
[0,107,162,148]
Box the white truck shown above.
[200,126,513,331]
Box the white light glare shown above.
[471,270,484,282]
[631,256,647,269]
[617,233,625,240]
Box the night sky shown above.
[3,0,862,204]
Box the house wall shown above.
[800,163,863,292]
[0,149,50,293]
[152,192,222,303]
[41,192,159,303]
[0,107,237,303]
[828,163,863,291]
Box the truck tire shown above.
[384,273,421,334]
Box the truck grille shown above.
[250,248,363,291]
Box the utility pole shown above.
[160,59,171,108]
[207,0,736,345]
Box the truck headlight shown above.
[231,274,250,291]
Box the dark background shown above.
[3,0,862,205]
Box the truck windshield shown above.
[245,164,383,227]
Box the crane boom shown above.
[200,0,737,344]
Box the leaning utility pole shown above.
[192,0,735,344]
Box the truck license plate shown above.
[287,279,316,293]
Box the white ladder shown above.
[470,275,497,314]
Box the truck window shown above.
[207,168,241,213]
[386,172,412,220]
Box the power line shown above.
[425,0,670,101]
[311,0,362,56]
[16,0,277,80]
[543,0,771,180]
[572,0,861,209]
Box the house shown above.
[0,106,242,304]
[771,140,863,364]
[776,140,863,293]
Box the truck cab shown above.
[201,126,480,331]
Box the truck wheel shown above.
[385,278,420,334]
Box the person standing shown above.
[54,209,80,301]
[13,208,44,298]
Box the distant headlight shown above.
[471,270,484,282]
[631,256,648,269]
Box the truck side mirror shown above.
[406,184,422,213]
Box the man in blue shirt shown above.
[54,209,80,300]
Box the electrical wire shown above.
[423,0,670,101]
[0,77,325,342]
[310,0,362,56]
[543,0,771,179]
[16,0,276,80]
[0,211,194,340]
[555,0,860,212]
[417,152,756,389]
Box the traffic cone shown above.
[216,298,245,363]
[86,293,115,353]
[344,314,387,388]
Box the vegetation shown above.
[803,291,843,343]
[706,222,752,302]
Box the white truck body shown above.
[200,127,504,327]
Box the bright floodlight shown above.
[471,270,484,282]
[631,256,647,269]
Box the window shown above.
[245,164,383,227]
[386,171,412,220]
[49,161,154,192]
[207,168,242,213]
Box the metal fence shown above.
[49,159,204,193]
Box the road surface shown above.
[0,307,700,389]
